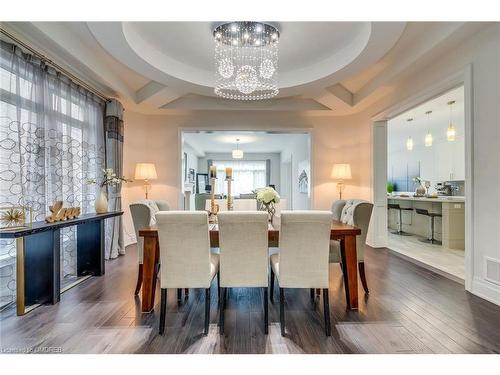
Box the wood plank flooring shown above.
[1,244,499,354]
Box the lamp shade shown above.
[135,163,157,180]
[331,164,352,180]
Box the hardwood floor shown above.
[1,244,499,354]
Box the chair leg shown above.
[323,288,331,336]
[219,287,225,335]
[184,288,189,298]
[359,262,369,294]
[159,288,167,335]
[279,287,285,337]
[177,288,182,303]
[204,288,210,336]
[134,264,143,295]
[270,268,275,303]
[264,287,269,334]
[310,288,315,305]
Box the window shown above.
[213,160,267,196]
[0,41,105,309]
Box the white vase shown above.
[95,188,108,214]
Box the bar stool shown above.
[415,208,442,245]
[388,203,413,235]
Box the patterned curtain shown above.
[0,41,105,309]
[104,99,124,259]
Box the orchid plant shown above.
[87,168,131,188]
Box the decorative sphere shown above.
[218,58,234,79]
[235,65,258,94]
[259,59,275,79]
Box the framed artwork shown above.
[196,173,209,194]
[298,160,310,195]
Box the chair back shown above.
[339,200,373,261]
[129,199,169,263]
[331,200,346,221]
[233,199,257,211]
[155,211,212,288]
[217,211,269,288]
[278,211,332,288]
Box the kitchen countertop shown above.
[387,195,465,203]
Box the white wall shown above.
[198,152,281,193]
[280,134,311,210]
[122,110,372,245]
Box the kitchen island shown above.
[387,195,465,250]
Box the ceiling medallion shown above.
[213,22,279,100]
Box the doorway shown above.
[370,69,473,289]
[179,130,311,212]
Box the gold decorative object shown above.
[207,176,219,223]
[45,201,81,223]
[0,206,32,230]
[225,167,233,211]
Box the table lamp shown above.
[331,163,352,199]
[135,163,157,199]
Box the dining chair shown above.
[329,199,373,294]
[269,210,333,336]
[129,199,170,296]
[217,211,269,335]
[155,211,220,336]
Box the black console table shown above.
[0,211,123,315]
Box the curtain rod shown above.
[0,27,110,101]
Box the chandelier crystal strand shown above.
[214,22,279,100]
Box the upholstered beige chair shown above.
[217,211,269,335]
[155,211,219,335]
[329,199,373,294]
[270,211,333,336]
[129,199,170,295]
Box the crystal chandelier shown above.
[213,22,279,100]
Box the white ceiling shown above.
[388,86,465,153]
[1,22,489,115]
[183,131,309,155]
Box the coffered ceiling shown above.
[1,21,488,115]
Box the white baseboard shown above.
[471,277,500,306]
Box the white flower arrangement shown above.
[87,168,131,188]
[255,186,280,205]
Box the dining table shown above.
[138,219,362,313]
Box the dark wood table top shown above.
[139,219,361,239]
[0,211,123,238]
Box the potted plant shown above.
[387,181,396,194]
[87,169,130,214]
[255,187,280,224]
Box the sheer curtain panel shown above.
[104,99,124,259]
[0,41,105,309]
